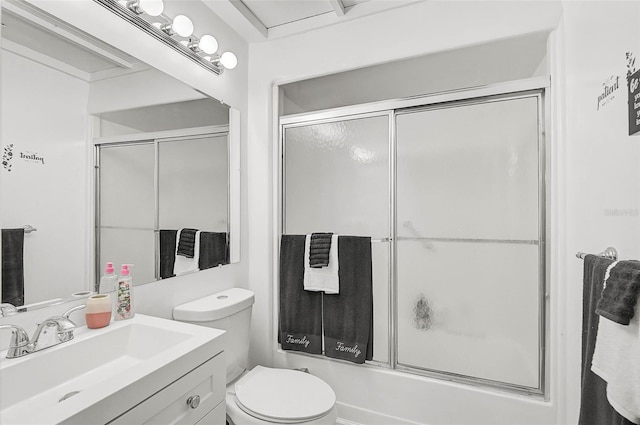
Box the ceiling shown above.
[240,0,369,29]
[203,0,422,41]
[1,2,142,80]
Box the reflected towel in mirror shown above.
[1,229,25,307]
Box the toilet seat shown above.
[234,366,336,424]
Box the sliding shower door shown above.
[395,94,544,390]
[279,85,547,394]
[282,113,391,363]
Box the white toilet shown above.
[173,288,338,425]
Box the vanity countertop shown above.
[0,314,225,425]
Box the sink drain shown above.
[59,391,81,402]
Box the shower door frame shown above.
[276,76,550,397]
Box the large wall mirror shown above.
[0,0,240,310]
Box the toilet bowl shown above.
[173,288,338,425]
[226,366,337,425]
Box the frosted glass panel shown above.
[396,97,540,240]
[284,115,389,236]
[396,240,540,388]
[371,242,389,363]
[100,143,155,228]
[283,114,390,363]
[99,228,155,285]
[158,135,228,231]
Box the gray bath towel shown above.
[279,234,323,354]
[199,231,229,269]
[1,229,25,307]
[323,235,373,364]
[595,260,640,325]
[579,254,634,425]
[159,229,177,279]
[309,232,333,268]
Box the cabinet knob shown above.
[186,395,201,409]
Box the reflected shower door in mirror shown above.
[1,0,240,310]
[97,128,229,286]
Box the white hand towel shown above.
[591,261,640,424]
[174,230,201,276]
[304,234,339,294]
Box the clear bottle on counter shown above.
[115,264,135,320]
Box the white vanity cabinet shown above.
[109,352,226,425]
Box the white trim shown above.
[93,125,229,145]
[229,108,241,264]
[4,0,135,69]
[267,0,421,40]
[280,76,550,125]
[1,39,90,82]
[336,401,426,425]
[329,0,345,16]
[201,0,267,43]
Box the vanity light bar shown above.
[93,0,230,75]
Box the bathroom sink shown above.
[0,314,225,425]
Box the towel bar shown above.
[23,225,37,234]
[576,247,618,261]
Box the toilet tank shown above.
[173,288,255,384]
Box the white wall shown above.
[247,1,564,423]
[560,2,640,423]
[247,1,637,424]
[1,49,90,305]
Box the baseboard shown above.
[335,401,426,425]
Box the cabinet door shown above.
[194,402,225,425]
[108,353,225,425]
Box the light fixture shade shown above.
[172,15,194,37]
[138,0,163,16]
[220,51,238,70]
[199,35,218,55]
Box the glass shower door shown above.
[282,113,391,363]
[395,94,544,390]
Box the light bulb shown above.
[220,51,237,70]
[199,35,218,55]
[172,15,194,37]
[138,0,163,16]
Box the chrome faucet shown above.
[0,304,86,359]
[0,324,30,358]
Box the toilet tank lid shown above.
[173,288,255,322]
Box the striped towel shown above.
[309,232,333,268]
[177,228,198,258]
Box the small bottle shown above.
[115,264,135,321]
[99,262,118,294]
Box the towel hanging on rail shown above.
[578,254,632,425]
[279,234,323,354]
[595,260,640,325]
[1,229,25,307]
[591,260,640,425]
